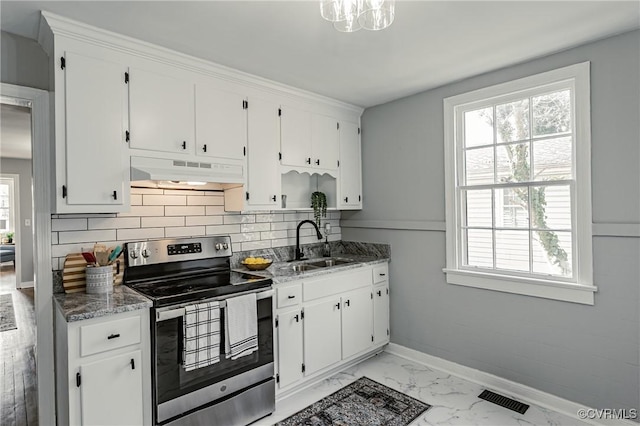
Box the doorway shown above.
[1,83,54,425]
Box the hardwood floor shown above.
[0,264,37,426]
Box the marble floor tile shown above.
[259,351,589,426]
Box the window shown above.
[443,62,595,305]
[0,179,13,234]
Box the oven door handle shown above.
[156,289,274,322]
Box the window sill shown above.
[443,268,597,305]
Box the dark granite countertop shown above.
[54,285,152,322]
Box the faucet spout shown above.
[295,220,324,260]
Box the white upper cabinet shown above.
[57,49,130,213]
[245,97,281,209]
[195,84,247,160]
[338,120,362,209]
[280,105,312,168]
[129,66,195,154]
[312,114,339,170]
[280,106,339,172]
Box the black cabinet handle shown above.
[294,314,299,322]
[306,157,311,164]
[130,358,135,370]
[344,197,349,203]
[76,372,81,387]
[315,159,320,166]
[271,195,277,202]
[181,141,187,150]
[203,144,207,152]
[335,303,340,310]
[345,300,350,307]
[379,273,386,276]
[377,290,382,296]
[62,185,67,198]
[287,295,296,299]
[112,190,118,200]
[107,333,120,340]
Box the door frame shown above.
[0,174,21,285]
[1,83,54,424]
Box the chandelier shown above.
[320,0,395,32]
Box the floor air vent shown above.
[478,390,529,414]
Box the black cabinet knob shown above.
[182,141,187,150]
[112,190,118,200]
[306,157,311,164]
[315,159,320,165]
[271,195,277,202]
[203,144,207,152]
[294,314,299,322]
[344,197,349,203]
[377,290,382,296]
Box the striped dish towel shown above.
[183,301,221,371]
[224,293,258,360]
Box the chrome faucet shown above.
[295,220,323,260]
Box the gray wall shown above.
[343,30,640,413]
[0,158,35,284]
[1,31,49,90]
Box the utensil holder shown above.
[85,265,114,294]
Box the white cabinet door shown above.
[341,287,373,359]
[280,106,312,168]
[303,297,342,375]
[246,97,280,209]
[129,67,195,154]
[312,114,339,170]
[80,350,143,426]
[195,84,246,160]
[373,284,389,345]
[276,309,304,388]
[338,121,362,209]
[63,51,128,208]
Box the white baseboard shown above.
[18,280,34,289]
[385,343,637,426]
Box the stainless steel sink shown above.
[287,263,320,272]
[306,258,355,268]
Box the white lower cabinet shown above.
[274,262,390,395]
[303,297,342,375]
[55,308,151,425]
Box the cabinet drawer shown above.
[303,268,371,302]
[372,264,389,284]
[80,315,141,357]
[277,285,302,309]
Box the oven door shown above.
[153,289,274,424]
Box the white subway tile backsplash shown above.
[241,223,270,233]
[88,217,141,230]
[50,190,342,269]
[131,187,163,195]
[187,195,224,206]
[165,206,205,216]
[206,224,241,235]
[51,218,88,232]
[205,206,226,215]
[241,240,271,251]
[117,228,164,241]
[118,205,165,217]
[143,195,186,206]
[58,229,116,244]
[165,226,206,238]
[141,216,185,228]
[185,216,223,226]
[224,215,255,224]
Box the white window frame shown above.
[443,62,596,305]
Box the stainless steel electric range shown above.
[123,236,274,426]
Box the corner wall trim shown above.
[385,343,636,426]
[340,219,446,232]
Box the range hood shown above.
[130,156,244,190]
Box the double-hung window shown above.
[443,62,596,304]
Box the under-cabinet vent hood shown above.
[130,156,244,190]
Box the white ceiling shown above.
[0,104,32,160]
[1,1,639,107]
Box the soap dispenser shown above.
[322,223,331,257]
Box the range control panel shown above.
[126,236,232,267]
[168,243,202,256]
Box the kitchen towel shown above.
[183,301,221,371]
[224,293,258,360]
